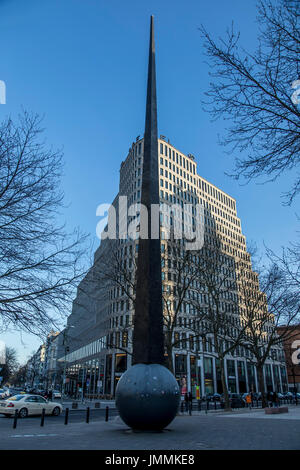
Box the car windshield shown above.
[8,395,24,401]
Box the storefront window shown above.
[246,362,256,392]
[237,360,247,393]
[175,354,187,375]
[227,359,237,393]
[280,366,288,393]
[204,357,214,394]
[115,353,127,373]
[265,364,273,391]
[273,365,281,392]
[215,359,223,394]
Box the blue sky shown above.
[0,0,298,363]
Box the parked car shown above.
[205,393,221,402]
[220,393,246,409]
[283,392,294,399]
[52,390,62,399]
[0,394,63,418]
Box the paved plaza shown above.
[0,406,299,450]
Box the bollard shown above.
[86,407,90,424]
[64,407,69,425]
[189,402,192,416]
[105,406,109,422]
[214,401,217,410]
[180,401,184,413]
[13,410,18,429]
[40,408,45,427]
[198,400,201,412]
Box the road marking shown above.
[11,434,58,438]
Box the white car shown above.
[52,390,62,399]
[0,394,63,418]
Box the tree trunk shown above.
[257,364,267,408]
[165,343,174,374]
[220,358,231,411]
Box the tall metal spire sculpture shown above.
[132,15,164,366]
[115,16,180,431]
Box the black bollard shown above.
[64,407,69,425]
[13,410,18,429]
[189,402,192,416]
[180,401,184,413]
[86,407,90,424]
[105,406,109,422]
[214,401,217,410]
[40,408,45,427]
[198,400,201,412]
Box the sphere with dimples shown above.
[115,363,180,431]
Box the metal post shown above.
[13,410,18,429]
[86,407,90,424]
[40,408,45,427]
[64,407,69,425]
[105,406,109,422]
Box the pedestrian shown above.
[48,389,53,401]
[184,392,189,412]
[245,393,252,408]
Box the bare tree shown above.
[0,346,19,384]
[191,236,249,410]
[199,0,300,204]
[0,111,88,336]
[10,363,28,387]
[238,261,300,407]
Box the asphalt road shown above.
[0,407,299,450]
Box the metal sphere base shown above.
[115,363,180,431]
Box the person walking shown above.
[245,393,252,408]
[184,392,189,412]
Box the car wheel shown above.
[18,408,28,418]
[52,406,61,416]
